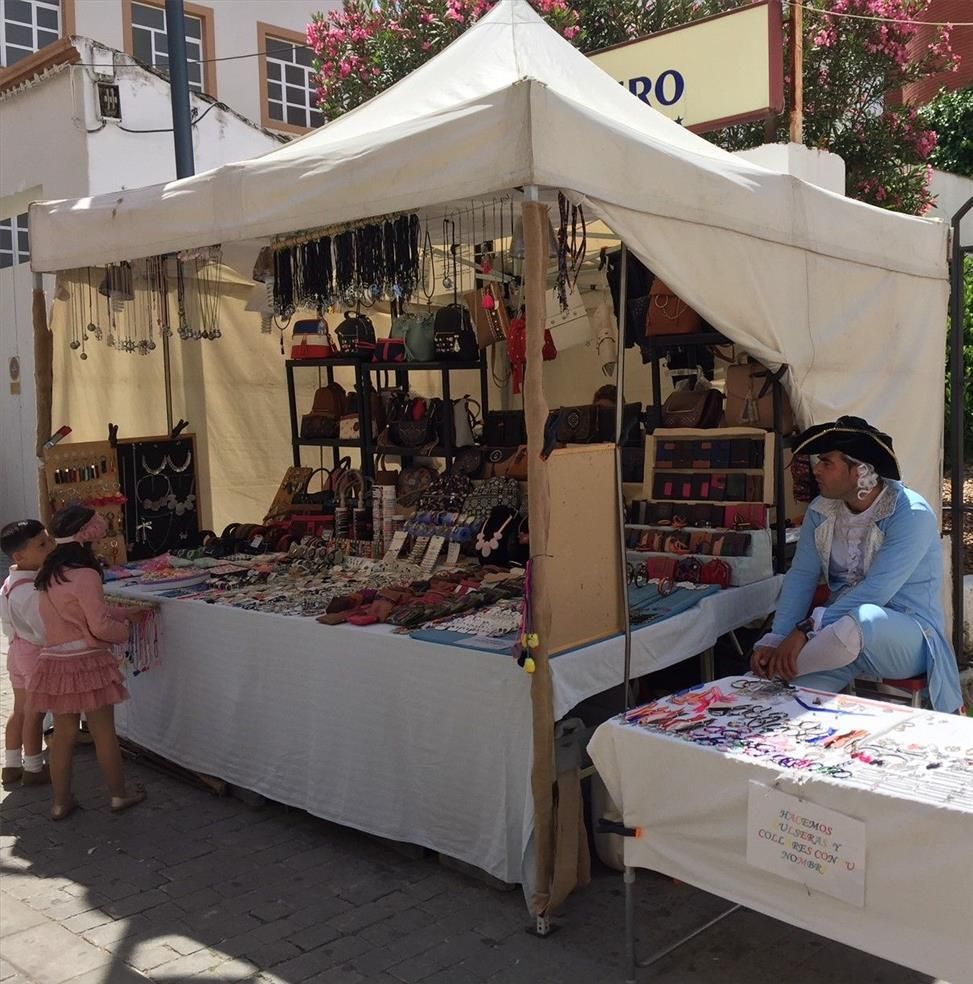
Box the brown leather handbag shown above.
[725,360,795,432]
[646,279,702,336]
[662,385,723,429]
[300,381,346,439]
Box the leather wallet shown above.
[729,439,751,469]
[693,441,713,469]
[711,440,731,469]
[710,474,727,501]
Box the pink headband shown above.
[55,514,107,545]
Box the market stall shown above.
[28,0,950,919]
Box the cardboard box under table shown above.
[588,676,973,984]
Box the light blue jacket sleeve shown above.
[771,518,822,636]
[819,499,937,628]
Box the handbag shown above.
[397,463,438,505]
[595,403,643,446]
[291,318,335,360]
[725,360,795,432]
[375,338,406,363]
[464,478,522,523]
[374,456,398,488]
[700,558,732,589]
[675,556,703,584]
[554,405,595,444]
[300,382,346,439]
[336,311,377,360]
[484,445,529,481]
[452,446,484,478]
[434,304,478,362]
[416,475,473,513]
[291,467,336,512]
[546,284,591,351]
[484,410,526,448]
[662,384,723,429]
[391,397,441,448]
[643,556,677,581]
[465,287,509,348]
[339,415,361,441]
[394,312,435,362]
[646,279,702,336]
[451,396,480,448]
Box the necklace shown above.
[137,474,172,512]
[166,450,192,473]
[141,455,166,476]
[167,479,196,516]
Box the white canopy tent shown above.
[29,0,950,511]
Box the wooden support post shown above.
[789,0,804,144]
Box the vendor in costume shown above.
[752,416,963,713]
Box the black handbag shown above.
[433,304,478,362]
[336,311,377,360]
[291,467,336,512]
[554,405,595,444]
[483,410,526,447]
[595,403,643,447]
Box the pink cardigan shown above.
[38,568,130,649]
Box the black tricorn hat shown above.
[792,416,900,481]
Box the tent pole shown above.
[615,244,634,713]
[789,0,803,144]
[949,196,972,662]
[523,194,557,921]
[163,0,196,435]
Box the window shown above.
[123,0,215,96]
[0,0,62,67]
[0,213,30,269]
[258,23,321,134]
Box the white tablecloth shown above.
[113,579,781,892]
[588,677,973,984]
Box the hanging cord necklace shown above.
[85,266,102,342]
[421,223,436,303]
[273,245,295,316]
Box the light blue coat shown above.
[772,481,963,713]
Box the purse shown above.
[336,311,377,360]
[433,304,478,362]
[484,445,529,481]
[724,360,795,432]
[545,284,591,350]
[554,404,595,444]
[661,384,723,429]
[463,476,522,521]
[700,558,732,589]
[465,287,509,348]
[675,556,703,584]
[300,382,346,439]
[291,317,335,359]
[484,410,526,448]
[390,312,436,362]
[375,338,406,363]
[291,467,336,512]
[339,415,361,441]
[392,397,441,448]
[452,446,484,478]
[451,396,480,448]
[646,279,702,336]
[397,463,438,504]
[374,456,398,488]
[595,403,643,446]
[643,556,677,581]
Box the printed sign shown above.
[746,782,866,907]
[588,0,784,133]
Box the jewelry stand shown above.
[43,439,127,568]
[117,434,201,559]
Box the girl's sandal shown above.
[111,784,146,814]
[50,799,78,822]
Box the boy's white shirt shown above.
[0,568,46,647]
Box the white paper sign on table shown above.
[746,782,866,907]
[383,531,408,564]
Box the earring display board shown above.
[544,443,624,654]
[43,439,127,568]
[117,434,201,560]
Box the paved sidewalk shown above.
[1,673,936,984]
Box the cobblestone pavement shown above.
[0,656,936,984]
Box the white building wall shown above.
[73,0,338,130]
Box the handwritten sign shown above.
[746,782,866,907]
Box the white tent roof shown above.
[29,0,949,508]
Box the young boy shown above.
[1,520,54,787]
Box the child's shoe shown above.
[22,763,51,786]
[1,767,24,787]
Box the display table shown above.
[588,676,973,984]
[112,579,781,895]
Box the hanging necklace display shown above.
[85,267,102,342]
[176,258,191,340]
[421,224,436,303]
[194,247,223,340]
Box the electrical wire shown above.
[72,42,314,71]
[115,100,219,134]
[792,2,973,28]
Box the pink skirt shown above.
[28,641,129,714]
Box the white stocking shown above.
[795,615,863,675]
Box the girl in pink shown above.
[29,506,146,820]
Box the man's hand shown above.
[751,646,774,678]
[765,628,808,681]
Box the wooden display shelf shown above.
[643,427,776,505]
